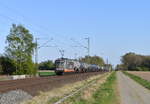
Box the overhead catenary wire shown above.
[0,1,76,49]
[0,11,73,56]
[0,1,71,42]
[71,37,90,56]
[0,2,90,60]
[0,11,70,57]
[0,12,85,60]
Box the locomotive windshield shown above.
[55,61,64,68]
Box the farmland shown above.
[127,71,150,82]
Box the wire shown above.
[0,1,70,42]
[0,1,88,59]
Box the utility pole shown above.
[71,37,90,57]
[85,37,90,56]
[35,38,39,72]
[74,53,77,59]
[35,37,53,65]
[35,38,38,65]
[85,37,90,64]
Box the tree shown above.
[121,52,143,70]
[5,24,36,75]
[79,55,105,66]
[116,64,127,71]
[121,52,150,71]
[38,60,55,70]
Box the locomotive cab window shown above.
[55,61,64,68]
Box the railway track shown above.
[0,72,105,96]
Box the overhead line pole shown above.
[71,37,90,57]
[35,38,39,71]
[35,38,38,64]
[35,38,53,65]
[85,37,90,56]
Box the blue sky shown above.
[0,0,150,65]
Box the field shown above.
[127,71,150,82]
[38,71,56,76]
[0,72,105,96]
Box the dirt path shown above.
[117,71,150,104]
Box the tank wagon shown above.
[55,58,102,75]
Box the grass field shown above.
[123,71,150,90]
[38,71,56,76]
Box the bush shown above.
[0,56,16,75]
[38,60,55,70]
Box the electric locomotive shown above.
[55,58,102,75]
[55,58,80,75]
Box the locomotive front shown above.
[55,59,65,75]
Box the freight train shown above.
[55,58,104,75]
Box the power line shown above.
[0,1,70,41]
[35,37,57,64]
[0,2,91,60]
[85,37,90,56]
[0,1,74,49]
[0,1,50,34]
[0,11,72,54]
[71,37,90,56]
[38,38,53,48]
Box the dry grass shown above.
[21,73,109,104]
[81,73,110,101]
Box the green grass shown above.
[123,71,150,90]
[92,72,118,104]
[63,72,118,104]
[0,77,8,81]
[38,71,56,76]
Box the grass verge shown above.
[38,71,56,76]
[63,72,118,104]
[123,71,150,90]
[93,71,118,104]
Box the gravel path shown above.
[117,71,150,104]
[0,90,32,104]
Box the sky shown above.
[0,0,150,66]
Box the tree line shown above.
[0,24,107,75]
[117,52,150,71]
[38,56,106,70]
[79,55,105,66]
